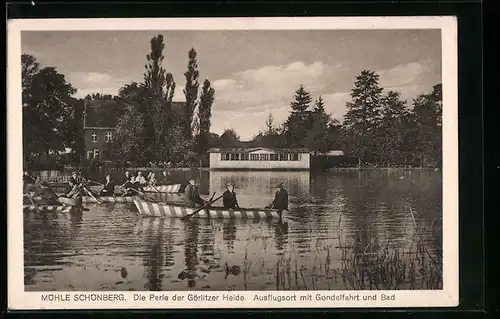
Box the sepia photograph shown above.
[8,17,458,309]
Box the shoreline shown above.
[41,166,439,172]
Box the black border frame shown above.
[5,0,485,316]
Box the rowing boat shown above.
[132,198,286,220]
[141,184,184,193]
[23,204,85,213]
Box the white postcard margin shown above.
[7,16,458,310]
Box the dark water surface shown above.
[24,170,443,291]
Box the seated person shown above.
[57,178,83,207]
[99,174,115,196]
[184,179,206,208]
[149,172,157,187]
[222,183,239,210]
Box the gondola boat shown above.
[132,198,287,220]
[88,183,185,194]
[23,204,86,213]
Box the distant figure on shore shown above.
[58,178,83,207]
[223,183,239,210]
[266,182,288,220]
[184,179,205,208]
[100,174,115,196]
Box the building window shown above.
[240,153,249,161]
[91,132,98,143]
[290,153,299,161]
[270,154,279,161]
[259,154,269,161]
[250,154,259,161]
[230,153,240,161]
[105,131,113,143]
[94,149,100,160]
[221,153,230,161]
[279,153,288,161]
[87,151,94,159]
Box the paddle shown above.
[26,193,41,213]
[81,184,102,204]
[181,192,221,220]
[120,185,158,203]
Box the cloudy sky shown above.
[22,30,441,140]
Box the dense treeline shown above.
[22,34,441,169]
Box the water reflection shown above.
[24,170,442,291]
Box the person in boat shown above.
[28,181,59,205]
[158,170,169,185]
[184,179,206,208]
[120,171,135,196]
[99,174,115,196]
[23,171,36,184]
[222,183,239,210]
[149,172,157,187]
[134,171,147,192]
[57,178,83,207]
[266,182,288,219]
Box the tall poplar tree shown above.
[183,48,200,137]
[196,79,215,154]
[143,34,176,157]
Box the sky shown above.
[22,29,442,140]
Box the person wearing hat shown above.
[222,183,239,210]
[184,179,205,208]
[266,182,288,214]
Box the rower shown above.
[99,174,115,196]
[266,182,288,222]
[58,178,83,207]
[121,171,134,196]
[23,171,36,184]
[222,183,239,210]
[184,179,206,208]
[33,181,59,205]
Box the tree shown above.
[305,96,334,155]
[219,129,242,148]
[22,55,78,166]
[284,85,313,147]
[411,84,442,167]
[112,102,147,166]
[377,91,408,165]
[143,34,177,158]
[195,79,215,155]
[183,48,200,137]
[265,113,278,136]
[342,70,384,165]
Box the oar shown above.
[181,192,221,221]
[26,193,41,213]
[81,184,102,204]
[148,182,161,193]
[120,185,158,203]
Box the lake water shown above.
[24,169,443,291]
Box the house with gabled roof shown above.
[83,99,186,161]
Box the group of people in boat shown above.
[24,170,289,215]
[184,178,289,214]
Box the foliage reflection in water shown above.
[23,170,442,291]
